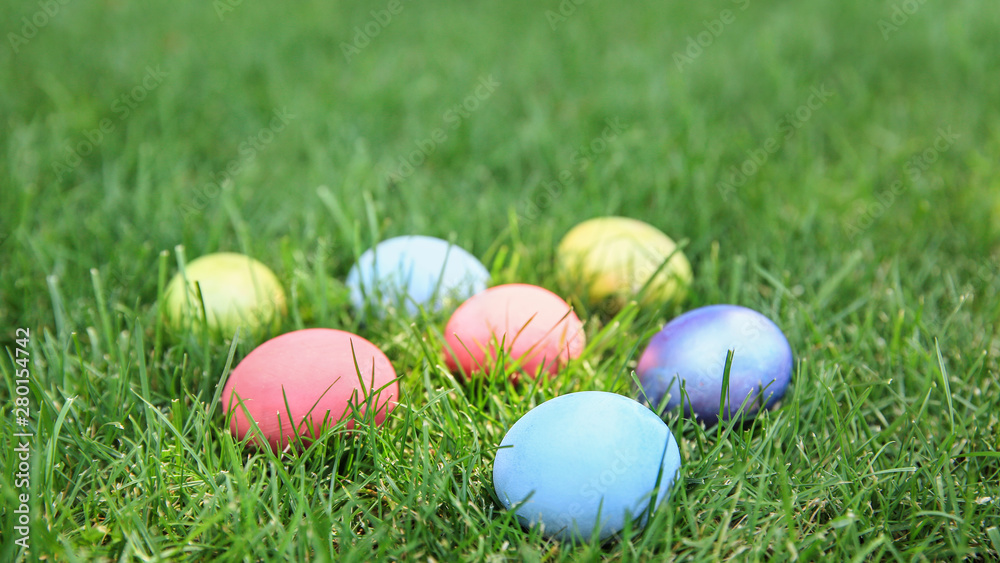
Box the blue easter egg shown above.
[493,391,682,542]
[637,304,793,424]
[346,235,490,316]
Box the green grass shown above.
[2,0,1000,560]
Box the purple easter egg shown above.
[637,305,793,424]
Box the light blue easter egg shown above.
[493,391,682,542]
[637,304,793,424]
[346,235,490,317]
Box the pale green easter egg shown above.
[164,252,286,338]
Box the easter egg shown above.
[636,304,793,424]
[346,235,490,316]
[164,252,286,338]
[221,328,398,452]
[493,391,682,542]
[556,217,692,311]
[443,284,585,379]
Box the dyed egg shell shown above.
[443,284,585,379]
[346,235,490,316]
[557,217,692,310]
[221,328,398,452]
[493,391,682,542]
[637,305,793,424]
[164,252,286,338]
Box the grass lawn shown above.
[2,0,1000,560]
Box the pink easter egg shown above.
[443,284,585,380]
[221,328,398,452]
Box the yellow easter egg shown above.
[557,217,692,311]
